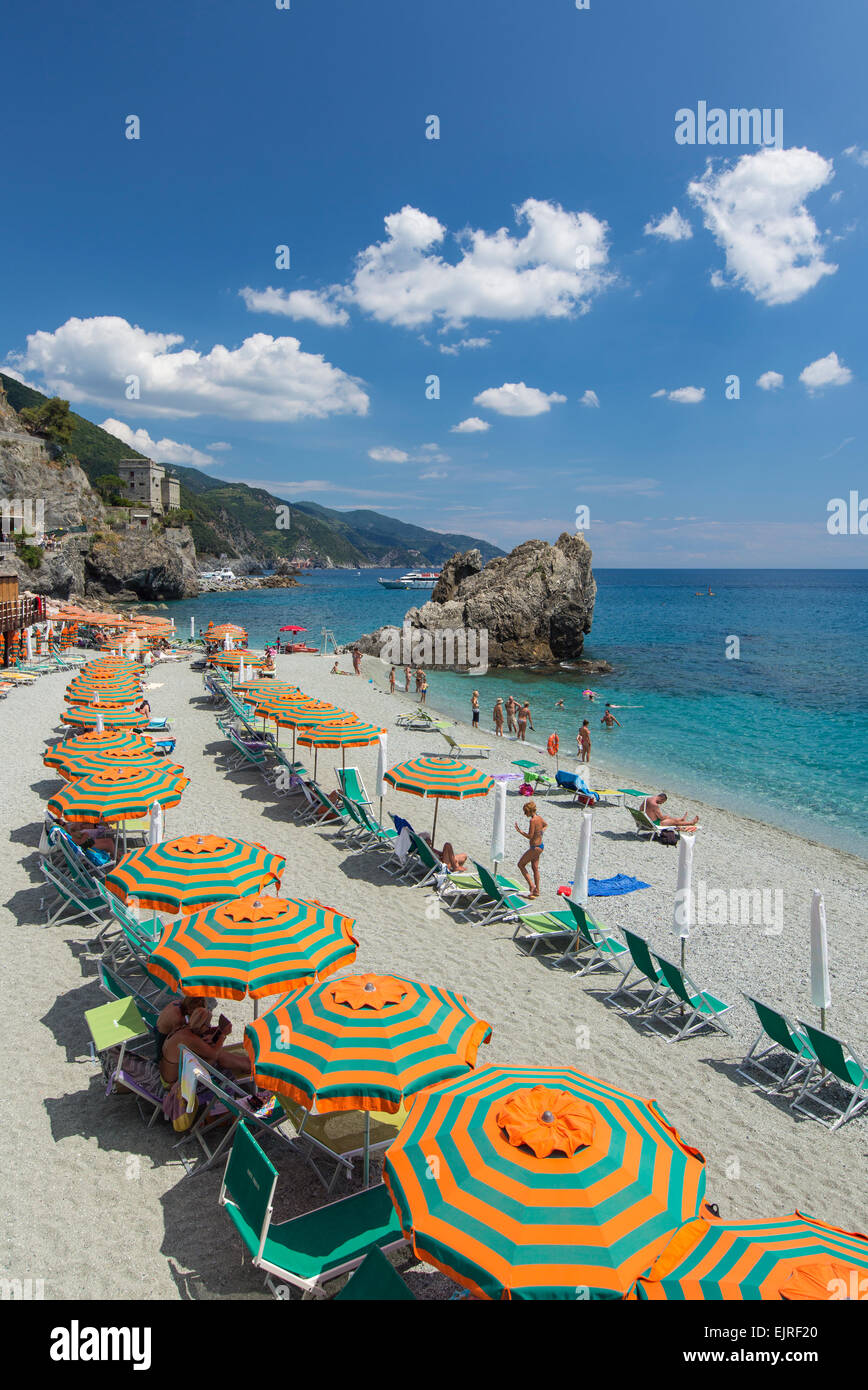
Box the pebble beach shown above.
[1,650,865,1300]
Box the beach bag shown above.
[518,782,534,796]
[654,828,679,846]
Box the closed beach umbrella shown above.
[25,628,33,661]
[383,1065,707,1301]
[148,800,164,846]
[384,755,493,841]
[491,780,506,871]
[145,893,359,1004]
[48,764,188,835]
[106,834,285,917]
[44,730,152,769]
[377,731,388,822]
[631,1213,868,1301]
[573,808,593,903]
[810,889,831,1029]
[672,830,696,970]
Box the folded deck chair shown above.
[605,929,675,1016]
[738,996,819,1094]
[333,1246,417,1301]
[790,1023,868,1130]
[219,1123,406,1298]
[645,954,733,1041]
[432,731,491,759]
[556,899,629,976]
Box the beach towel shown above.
[555,770,600,803]
[588,874,650,896]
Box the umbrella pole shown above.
[363,1110,370,1188]
[431,797,439,845]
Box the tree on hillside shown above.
[19,396,75,449]
[93,473,129,506]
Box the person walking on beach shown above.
[515,799,546,899]
[471,690,480,727]
[505,695,517,736]
[493,697,504,736]
[517,701,533,741]
[404,665,412,693]
[601,705,621,728]
[420,674,428,704]
[389,666,396,694]
[578,719,591,762]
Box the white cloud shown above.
[420,469,448,480]
[206,441,232,451]
[368,446,409,463]
[439,336,491,355]
[345,199,612,328]
[474,381,567,418]
[843,145,868,168]
[450,417,490,434]
[644,207,693,241]
[799,351,853,393]
[756,370,784,391]
[579,389,600,408]
[653,386,705,403]
[239,286,349,327]
[101,419,218,469]
[688,147,837,305]
[7,316,368,422]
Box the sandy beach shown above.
[1,650,865,1301]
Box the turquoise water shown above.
[165,569,868,858]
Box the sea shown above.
[165,568,868,859]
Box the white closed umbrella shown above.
[491,780,506,872]
[93,690,100,705]
[25,627,33,661]
[572,808,593,903]
[223,633,232,651]
[148,800,164,846]
[190,616,196,640]
[376,732,388,822]
[672,831,696,970]
[95,712,104,734]
[810,889,831,1030]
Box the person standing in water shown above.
[517,701,534,741]
[420,674,428,704]
[515,799,546,899]
[404,666,412,693]
[505,695,517,736]
[471,690,480,727]
[601,704,621,728]
[578,719,591,762]
[389,666,396,694]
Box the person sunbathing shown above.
[643,792,698,830]
[159,1006,251,1085]
[422,832,468,873]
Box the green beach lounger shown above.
[219,1123,406,1298]
[605,929,675,1016]
[513,906,578,954]
[738,995,819,1094]
[334,1246,417,1301]
[557,899,629,976]
[337,766,373,808]
[645,954,733,1041]
[790,1023,868,1130]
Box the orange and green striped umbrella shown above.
[384,755,493,838]
[47,763,188,824]
[209,649,262,669]
[236,680,301,700]
[297,719,385,772]
[144,893,359,1001]
[207,623,248,640]
[65,687,141,707]
[106,834,286,916]
[383,1066,707,1301]
[49,746,173,783]
[631,1213,868,1301]
[44,730,152,769]
[244,973,491,1114]
[62,704,149,728]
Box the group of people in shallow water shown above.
[388,666,429,702]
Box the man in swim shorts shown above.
[643,792,699,830]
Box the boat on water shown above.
[377,570,441,590]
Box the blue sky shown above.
[2,0,866,564]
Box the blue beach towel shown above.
[555,771,600,802]
[586,874,650,897]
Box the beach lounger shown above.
[395,708,448,731]
[171,1048,298,1175]
[333,1246,417,1301]
[790,1023,868,1130]
[557,899,629,976]
[605,929,675,1016]
[738,996,820,1094]
[221,726,272,776]
[512,906,578,954]
[432,731,491,759]
[40,859,113,933]
[337,766,373,808]
[354,802,400,851]
[305,782,355,831]
[626,805,665,838]
[555,770,601,806]
[460,860,529,925]
[278,1098,408,1191]
[85,994,165,1127]
[644,955,733,1041]
[219,1123,407,1299]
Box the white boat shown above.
[378,570,441,590]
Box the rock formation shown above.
[356,532,610,670]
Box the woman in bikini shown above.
[515,799,546,898]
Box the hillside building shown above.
[117,459,181,517]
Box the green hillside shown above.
[0,372,503,568]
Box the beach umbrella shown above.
[210,649,263,669]
[383,1065,707,1301]
[44,730,152,769]
[190,616,195,639]
[223,632,232,651]
[48,764,189,850]
[672,831,696,971]
[62,705,147,729]
[630,1212,868,1301]
[49,746,170,783]
[148,801,164,846]
[376,731,388,823]
[245,973,491,1184]
[810,889,831,1030]
[144,893,359,1010]
[95,713,104,733]
[490,779,506,872]
[296,718,384,774]
[269,702,347,759]
[66,686,140,706]
[25,627,33,661]
[106,834,286,918]
[384,755,493,841]
[573,808,593,903]
[279,625,307,633]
